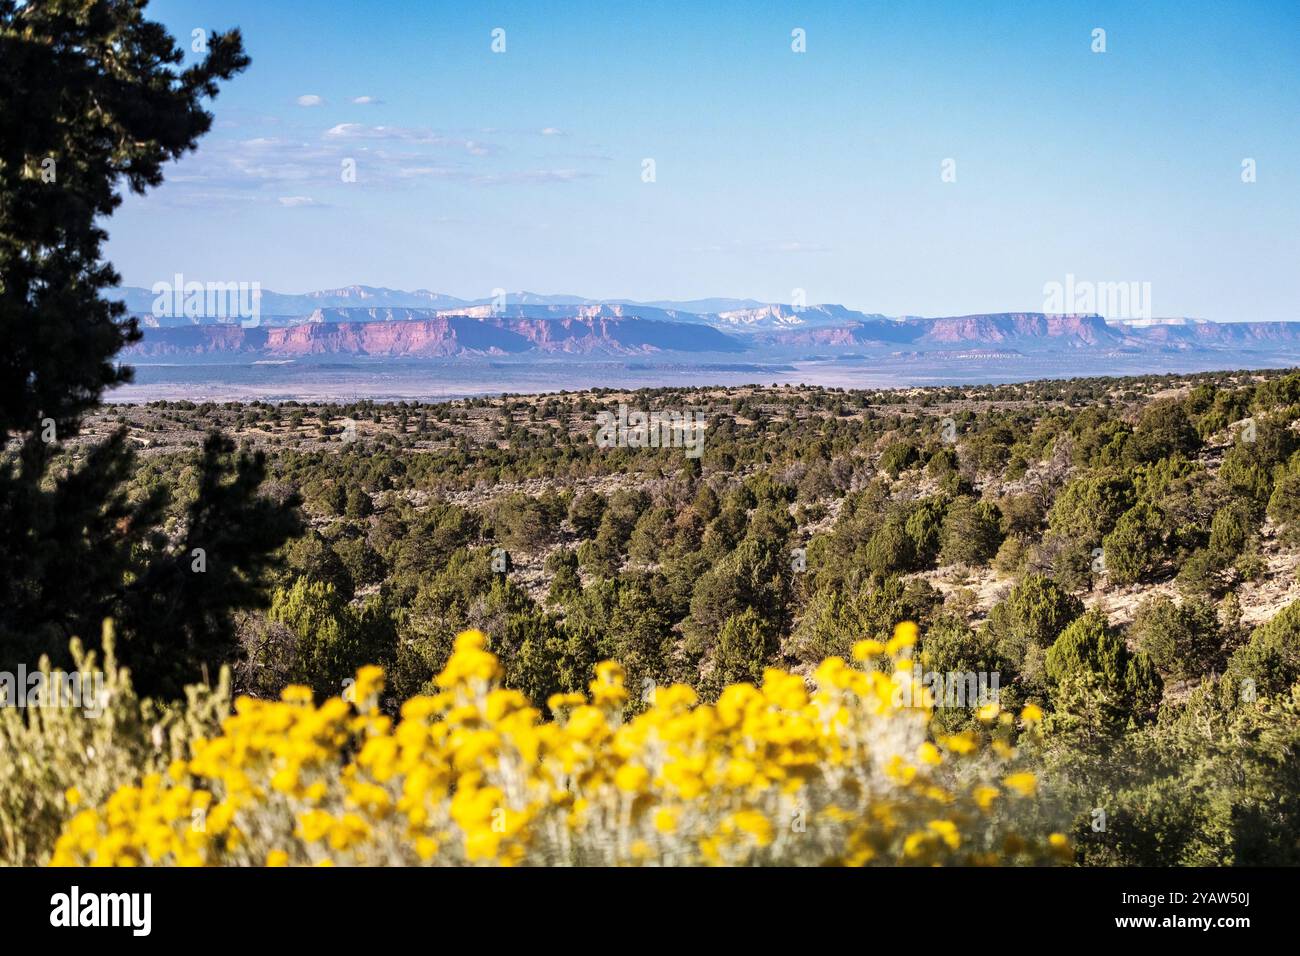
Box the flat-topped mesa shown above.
[920,313,1119,346]
[124,313,746,358]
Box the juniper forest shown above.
[12,369,1299,866]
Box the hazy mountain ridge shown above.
[113,286,1300,361]
[712,303,888,329]
[114,285,741,320]
[114,286,886,329]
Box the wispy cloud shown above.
[688,239,832,255]
[148,122,600,205]
[470,169,591,185]
[350,95,383,105]
[278,195,327,208]
[395,165,464,180]
[296,94,325,107]
[324,124,493,155]
[396,163,592,186]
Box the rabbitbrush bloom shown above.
[51,625,1069,867]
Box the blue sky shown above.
[109,0,1300,321]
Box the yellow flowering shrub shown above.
[1,621,229,866]
[52,623,1070,866]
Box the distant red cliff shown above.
[122,308,1300,360]
[126,313,745,358]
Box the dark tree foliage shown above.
[0,3,298,695]
[710,608,777,690]
[1102,503,1163,585]
[1045,610,1163,723]
[985,573,1084,667]
[1131,594,1222,681]
[1126,399,1202,465]
[123,434,303,695]
[1,0,249,433]
[1223,600,1300,703]
[938,496,1002,567]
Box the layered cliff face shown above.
[121,306,1300,361]
[757,314,1121,348]
[302,307,444,324]
[763,326,863,347]
[759,318,923,347]
[122,325,269,354]
[125,314,745,358]
[504,315,742,352]
[266,318,530,356]
[919,313,1122,347]
[1125,319,1300,348]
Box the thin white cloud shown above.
[149,126,596,203]
[351,95,383,105]
[296,94,325,107]
[540,127,564,136]
[687,238,831,255]
[471,169,590,185]
[324,124,494,156]
[396,165,463,180]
